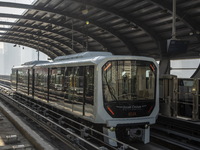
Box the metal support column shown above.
[172,0,177,39]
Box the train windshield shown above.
[102,60,156,102]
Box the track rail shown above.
[0,75,11,88]
[0,86,138,150]
[151,115,200,150]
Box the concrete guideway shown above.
[0,101,57,150]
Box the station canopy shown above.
[0,0,200,60]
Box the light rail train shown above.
[11,51,159,146]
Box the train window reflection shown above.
[102,60,156,102]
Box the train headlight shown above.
[109,127,115,131]
[145,124,149,129]
[192,87,196,93]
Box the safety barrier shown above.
[159,75,199,121]
[0,75,11,87]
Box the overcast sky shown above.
[0,0,36,24]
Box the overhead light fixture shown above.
[189,32,194,36]
[86,21,90,25]
[131,25,138,30]
[102,47,107,51]
[82,9,88,15]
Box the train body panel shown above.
[11,52,159,144]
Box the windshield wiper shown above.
[103,73,117,101]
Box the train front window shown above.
[102,60,156,102]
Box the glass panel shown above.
[34,68,48,100]
[0,0,36,4]
[73,67,83,115]
[29,69,32,96]
[102,60,156,102]
[17,69,28,94]
[0,0,37,34]
[171,59,200,68]
[178,79,194,118]
[84,66,94,118]
[49,67,65,102]
[11,69,16,90]
[171,70,196,78]
[62,67,72,111]
[170,59,200,78]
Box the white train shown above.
[11,52,159,146]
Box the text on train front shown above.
[102,60,157,118]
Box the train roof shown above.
[54,51,113,61]
[12,60,50,69]
[12,51,158,69]
[22,60,50,65]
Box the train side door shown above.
[84,66,94,118]
[11,69,18,91]
[64,67,74,111]
[16,69,18,91]
[32,69,35,98]
[28,68,33,96]
[72,67,84,115]
[28,69,30,95]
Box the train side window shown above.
[55,68,65,91]
[17,69,28,94]
[18,70,23,83]
[41,68,48,88]
[35,69,41,86]
[11,69,17,90]
[48,67,65,102]
[65,67,74,101]
[17,70,24,93]
[34,68,48,99]
[29,69,33,96]
[74,66,84,93]
[50,68,65,91]
[50,68,56,90]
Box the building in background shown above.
[0,43,4,75]
[0,42,48,75]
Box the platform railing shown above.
[0,75,10,81]
[0,75,11,87]
[159,75,199,121]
